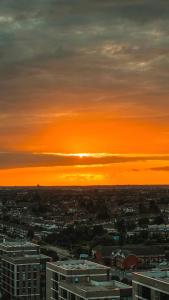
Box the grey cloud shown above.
[1,152,169,170]
[2,0,168,23]
[0,0,168,121]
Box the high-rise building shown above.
[1,254,51,300]
[132,270,169,299]
[0,241,40,289]
[0,241,51,300]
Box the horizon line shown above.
[0,184,169,188]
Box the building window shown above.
[160,292,169,300]
[23,280,26,287]
[22,265,26,271]
[28,281,31,287]
[60,275,66,280]
[52,290,58,299]
[61,288,67,299]
[53,272,58,281]
[70,293,75,300]
[138,285,151,300]
[40,264,46,271]
[53,281,58,290]
[22,272,26,280]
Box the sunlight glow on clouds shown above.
[0,0,168,185]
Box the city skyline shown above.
[0,0,169,185]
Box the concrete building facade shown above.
[132,270,169,300]
[46,260,132,300]
[46,260,111,300]
[59,279,132,300]
[1,254,50,300]
[0,241,40,290]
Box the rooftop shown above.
[2,254,50,263]
[0,241,39,249]
[133,270,169,294]
[137,270,169,283]
[60,280,132,297]
[50,260,110,271]
[73,280,130,291]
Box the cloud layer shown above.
[0,0,169,114]
[1,152,169,170]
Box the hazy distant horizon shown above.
[1,184,169,189]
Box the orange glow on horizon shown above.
[1,94,169,186]
[0,153,169,186]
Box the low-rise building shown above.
[59,279,132,300]
[46,260,110,300]
[113,246,166,270]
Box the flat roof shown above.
[133,270,169,292]
[0,241,39,248]
[60,280,131,295]
[135,270,169,281]
[2,254,50,263]
[49,260,110,271]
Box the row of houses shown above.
[93,245,168,270]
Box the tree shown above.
[149,200,160,214]
[27,227,34,240]
[138,218,149,228]
[153,215,165,225]
[139,202,147,214]
[115,219,126,246]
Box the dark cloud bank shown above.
[0,152,169,170]
[0,0,168,112]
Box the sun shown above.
[77,153,90,158]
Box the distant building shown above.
[0,234,6,243]
[1,254,51,300]
[92,245,115,266]
[132,270,169,299]
[93,245,166,270]
[112,246,166,270]
[46,260,110,300]
[0,240,40,257]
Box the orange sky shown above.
[0,104,169,185]
[0,159,169,186]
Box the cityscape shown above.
[0,0,169,299]
[0,186,169,299]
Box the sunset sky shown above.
[0,0,169,185]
